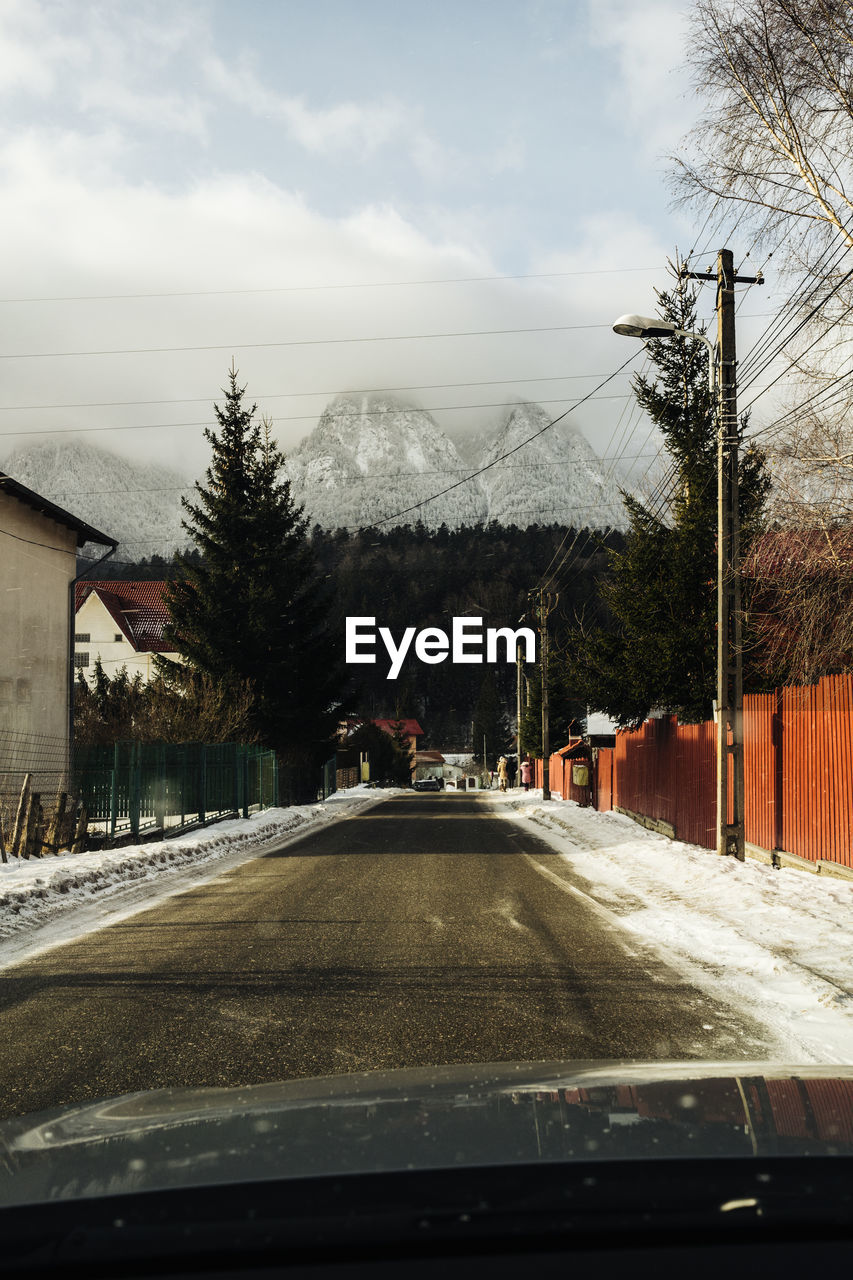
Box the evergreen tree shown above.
[164,369,345,762]
[388,719,415,778]
[568,279,770,727]
[520,657,584,757]
[345,721,411,785]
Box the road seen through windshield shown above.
[0,794,775,1120]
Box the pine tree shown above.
[520,658,583,757]
[164,368,345,762]
[568,279,770,728]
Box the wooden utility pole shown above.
[715,248,745,859]
[532,589,558,800]
[682,248,762,859]
[516,640,524,765]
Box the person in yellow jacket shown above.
[497,756,509,792]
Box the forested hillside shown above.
[92,523,622,751]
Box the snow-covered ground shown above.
[0,786,396,970]
[487,789,853,1065]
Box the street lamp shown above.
[612,299,744,861]
[612,315,717,391]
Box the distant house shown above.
[74,581,182,685]
[372,718,424,759]
[415,749,445,781]
[0,471,116,771]
[373,717,424,779]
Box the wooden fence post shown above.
[22,793,42,859]
[43,792,67,856]
[71,805,88,855]
[59,796,79,851]
[10,773,31,858]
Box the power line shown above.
[0,264,665,305]
[0,321,619,362]
[0,391,640,440]
[0,524,81,555]
[0,370,633,414]
[750,364,853,446]
[537,312,723,589]
[738,224,853,384]
[535,363,652,591]
[694,228,853,468]
[354,351,643,532]
[740,271,853,410]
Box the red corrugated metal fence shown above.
[588,673,853,867]
[525,674,853,867]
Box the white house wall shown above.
[74,593,181,684]
[0,491,78,756]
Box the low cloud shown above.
[0,0,686,501]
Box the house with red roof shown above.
[74,581,183,684]
[371,717,424,758]
[338,716,424,781]
[372,717,424,780]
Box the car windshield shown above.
[2,0,853,1226]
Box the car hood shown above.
[1,1060,852,1205]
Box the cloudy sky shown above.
[0,0,778,493]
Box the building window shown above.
[75,632,91,643]
[114,633,123,642]
[74,653,89,669]
[16,679,31,702]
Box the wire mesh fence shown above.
[74,741,279,842]
[0,734,279,858]
[0,731,79,862]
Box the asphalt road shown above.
[0,794,774,1120]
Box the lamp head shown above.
[613,314,679,339]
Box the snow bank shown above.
[485,790,853,1064]
[0,789,397,951]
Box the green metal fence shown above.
[75,741,279,841]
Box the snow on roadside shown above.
[487,789,853,1065]
[0,786,396,957]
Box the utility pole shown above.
[516,640,524,765]
[716,248,745,860]
[531,588,558,800]
[682,248,762,860]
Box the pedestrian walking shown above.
[497,755,509,792]
[520,757,532,791]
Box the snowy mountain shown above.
[282,394,484,530]
[1,438,190,559]
[478,404,626,529]
[284,394,628,531]
[1,397,628,557]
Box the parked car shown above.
[413,777,442,792]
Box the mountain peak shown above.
[2,396,629,552]
[284,394,628,531]
[2,437,191,558]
